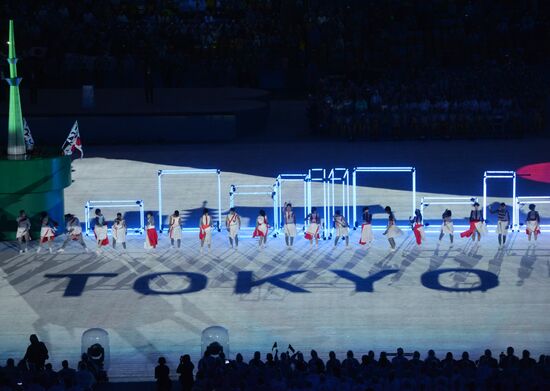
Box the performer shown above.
[93,209,109,253]
[359,206,373,247]
[199,208,212,253]
[490,203,510,247]
[525,203,541,242]
[383,206,402,251]
[460,202,485,242]
[37,211,57,254]
[144,212,158,249]
[169,210,182,249]
[333,210,350,247]
[409,209,426,246]
[438,209,454,245]
[112,212,127,250]
[225,208,241,249]
[58,214,88,252]
[252,209,269,248]
[283,203,297,249]
[305,207,321,248]
[16,210,31,254]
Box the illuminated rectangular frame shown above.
[275,174,308,233]
[352,166,416,228]
[328,168,350,238]
[84,200,144,236]
[515,196,550,231]
[306,168,329,239]
[483,171,517,231]
[229,183,279,235]
[420,196,478,230]
[157,169,222,233]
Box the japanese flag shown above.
[62,121,83,159]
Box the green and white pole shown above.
[5,20,26,158]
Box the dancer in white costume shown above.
[383,206,402,251]
[283,203,297,249]
[199,208,212,253]
[16,210,31,253]
[252,209,269,248]
[359,206,373,247]
[490,203,510,247]
[438,209,454,245]
[37,211,57,254]
[58,214,88,252]
[225,208,241,249]
[169,210,182,248]
[144,212,158,249]
[525,203,541,242]
[305,207,321,247]
[112,212,127,250]
[93,208,109,253]
[333,210,350,247]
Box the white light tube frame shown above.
[306,168,329,239]
[483,171,517,231]
[84,200,144,235]
[516,196,550,231]
[275,174,308,233]
[229,183,279,235]
[352,166,416,228]
[328,168,350,238]
[157,169,222,233]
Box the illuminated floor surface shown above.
[0,232,549,380]
[1,141,550,381]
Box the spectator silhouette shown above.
[23,334,49,371]
[75,362,95,391]
[341,350,359,378]
[176,354,194,391]
[155,357,171,391]
[325,351,341,378]
[57,360,76,385]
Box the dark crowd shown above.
[153,342,550,391]
[0,335,107,391]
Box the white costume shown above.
[40,217,56,243]
[169,215,182,240]
[94,215,108,242]
[16,217,31,239]
[385,213,403,239]
[200,215,212,244]
[284,210,297,237]
[496,220,508,235]
[359,212,373,245]
[334,215,349,237]
[226,213,240,239]
[305,212,321,240]
[112,218,127,243]
[441,220,454,235]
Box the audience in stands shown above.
[1,335,550,390]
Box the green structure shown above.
[1,20,71,241]
[6,20,25,157]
